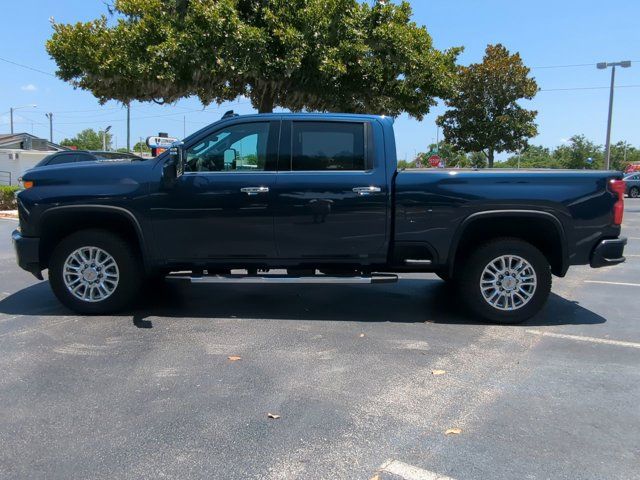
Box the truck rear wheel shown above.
[49,229,142,314]
[459,238,551,324]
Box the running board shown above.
[166,273,399,285]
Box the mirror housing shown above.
[161,142,184,189]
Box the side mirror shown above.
[161,143,184,189]
[170,142,185,177]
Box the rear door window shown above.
[290,122,367,171]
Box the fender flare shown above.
[447,209,569,277]
[39,204,149,266]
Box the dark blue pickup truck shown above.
[13,113,627,323]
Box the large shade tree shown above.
[46,0,460,119]
[437,44,538,167]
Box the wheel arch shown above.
[38,205,147,271]
[448,210,568,278]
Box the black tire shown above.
[630,187,640,199]
[459,238,551,324]
[49,229,142,314]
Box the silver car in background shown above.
[625,173,640,198]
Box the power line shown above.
[532,62,596,69]
[540,84,640,92]
[0,56,56,77]
[531,61,638,70]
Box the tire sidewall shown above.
[460,239,552,324]
[49,230,141,314]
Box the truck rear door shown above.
[273,118,388,262]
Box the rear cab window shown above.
[281,120,373,172]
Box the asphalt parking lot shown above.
[0,204,639,480]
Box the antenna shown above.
[221,110,239,120]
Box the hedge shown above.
[0,186,20,210]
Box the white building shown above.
[0,133,67,185]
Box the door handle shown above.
[352,186,382,196]
[241,186,270,195]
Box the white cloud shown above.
[20,84,37,92]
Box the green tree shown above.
[610,141,640,171]
[46,0,460,118]
[437,44,538,168]
[132,141,151,155]
[496,145,559,169]
[553,135,602,169]
[60,128,112,150]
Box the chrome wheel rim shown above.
[63,246,119,302]
[480,255,537,311]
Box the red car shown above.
[625,163,640,174]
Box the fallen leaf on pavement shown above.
[267,413,281,419]
[431,369,446,376]
[445,428,462,435]
[227,355,242,361]
[359,333,366,338]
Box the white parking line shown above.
[377,460,456,480]
[526,330,640,349]
[584,280,640,287]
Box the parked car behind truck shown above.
[13,113,627,323]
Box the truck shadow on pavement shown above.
[0,278,606,329]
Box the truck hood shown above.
[21,157,156,187]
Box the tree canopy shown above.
[60,128,112,150]
[47,0,460,118]
[437,44,538,167]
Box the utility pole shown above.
[126,103,131,152]
[597,61,632,170]
[45,113,53,142]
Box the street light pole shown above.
[102,125,112,151]
[597,61,631,170]
[9,104,37,135]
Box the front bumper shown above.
[590,237,627,268]
[12,229,43,279]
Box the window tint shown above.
[47,154,79,165]
[291,122,366,171]
[185,122,270,172]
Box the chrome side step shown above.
[167,273,399,285]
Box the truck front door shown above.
[273,119,388,263]
[151,119,280,263]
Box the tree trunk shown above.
[487,149,495,168]
[257,86,275,114]
[258,98,274,113]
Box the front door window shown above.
[185,122,270,172]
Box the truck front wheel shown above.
[459,238,551,324]
[49,229,142,314]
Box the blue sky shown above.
[1,0,638,160]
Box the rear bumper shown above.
[590,237,627,268]
[12,229,43,279]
